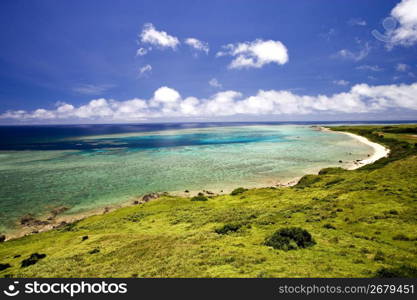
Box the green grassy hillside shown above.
[1,125,417,278]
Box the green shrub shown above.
[0,263,11,271]
[392,234,414,241]
[58,221,78,232]
[264,227,316,251]
[191,195,208,201]
[318,167,345,175]
[385,209,399,215]
[21,253,46,267]
[296,175,320,188]
[215,223,241,235]
[375,265,417,278]
[373,250,385,261]
[323,223,336,229]
[325,178,345,186]
[230,187,248,196]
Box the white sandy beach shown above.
[327,129,390,170]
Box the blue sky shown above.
[0,0,416,123]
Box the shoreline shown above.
[2,127,391,241]
[339,131,390,170]
[319,127,390,170]
[3,177,303,241]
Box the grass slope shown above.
[1,125,417,278]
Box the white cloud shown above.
[208,78,222,88]
[348,18,367,26]
[396,63,409,71]
[136,47,148,56]
[335,42,370,61]
[72,84,115,95]
[2,82,417,122]
[185,38,209,54]
[139,64,152,76]
[217,39,289,69]
[153,86,181,103]
[390,0,417,46]
[356,65,383,72]
[333,80,350,86]
[140,23,180,49]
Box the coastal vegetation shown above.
[0,125,416,278]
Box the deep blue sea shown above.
[0,121,415,151]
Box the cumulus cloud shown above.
[185,38,209,54]
[152,86,181,104]
[348,18,367,26]
[140,23,180,49]
[390,0,417,46]
[333,80,350,86]
[2,83,417,122]
[72,84,115,95]
[217,39,289,69]
[208,78,222,88]
[139,64,152,76]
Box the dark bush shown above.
[323,223,336,229]
[392,234,416,241]
[375,265,417,278]
[89,248,100,254]
[230,187,248,196]
[215,223,241,235]
[21,253,46,268]
[264,227,316,251]
[0,263,11,271]
[325,178,345,186]
[373,250,385,262]
[191,195,208,201]
[383,127,417,134]
[124,212,147,222]
[59,221,78,232]
[318,167,345,175]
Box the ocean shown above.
[0,121,412,233]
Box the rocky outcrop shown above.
[133,193,161,205]
[50,206,69,217]
[142,193,159,202]
[20,214,49,227]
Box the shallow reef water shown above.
[0,124,373,232]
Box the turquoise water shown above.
[0,125,373,232]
